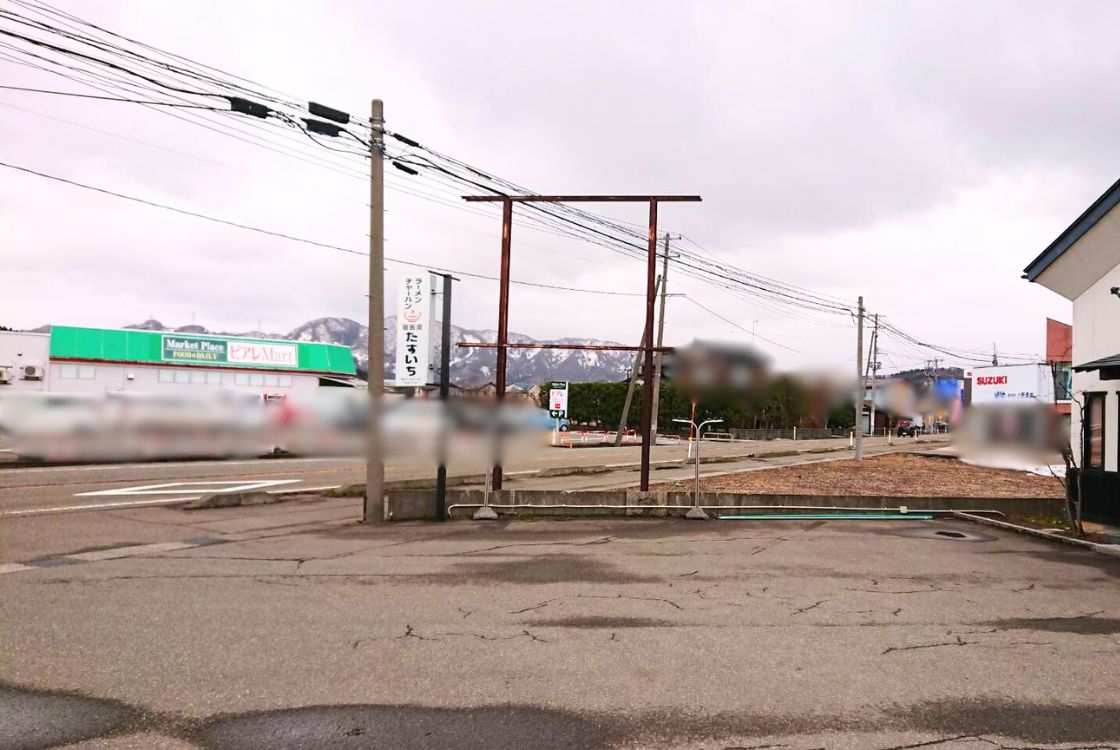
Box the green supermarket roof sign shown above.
[48,326,356,375]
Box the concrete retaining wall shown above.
[386,489,1062,521]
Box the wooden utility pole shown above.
[615,276,661,445]
[649,232,671,441]
[364,99,386,522]
[433,272,457,521]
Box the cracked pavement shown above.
[2,501,1119,749]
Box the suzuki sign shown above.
[968,364,1052,404]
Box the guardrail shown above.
[552,429,641,447]
[727,428,839,441]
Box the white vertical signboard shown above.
[394,275,435,387]
[548,381,569,418]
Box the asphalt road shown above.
[0,435,943,515]
[2,511,1118,749]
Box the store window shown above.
[57,364,96,379]
[1084,393,1105,469]
[158,369,175,383]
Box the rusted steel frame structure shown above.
[462,343,674,352]
[460,194,701,491]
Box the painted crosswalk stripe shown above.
[1,537,227,573]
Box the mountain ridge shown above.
[73,316,636,385]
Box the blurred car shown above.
[896,419,920,437]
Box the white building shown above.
[1024,178,1120,526]
[0,325,359,396]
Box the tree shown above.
[827,404,855,430]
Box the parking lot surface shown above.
[3,513,1119,749]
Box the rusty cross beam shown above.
[462,193,701,492]
[464,195,702,203]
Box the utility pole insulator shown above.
[309,102,349,124]
[303,118,343,137]
[390,132,421,148]
[226,96,270,118]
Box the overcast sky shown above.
[3,0,1113,374]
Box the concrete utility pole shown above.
[615,275,661,446]
[364,99,386,523]
[867,314,879,437]
[854,295,864,461]
[649,232,672,442]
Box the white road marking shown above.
[0,563,35,574]
[75,479,300,497]
[0,456,363,474]
[2,497,203,516]
[69,541,196,561]
[4,483,344,517]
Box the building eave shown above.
[1023,175,1120,283]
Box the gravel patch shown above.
[658,453,1065,498]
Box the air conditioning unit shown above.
[21,364,44,380]
[0,368,12,384]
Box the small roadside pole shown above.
[432,272,458,521]
[685,397,698,460]
[475,467,497,520]
[673,417,722,520]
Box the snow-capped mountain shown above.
[115,317,633,385]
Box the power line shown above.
[0,159,649,298]
[0,8,858,321]
[682,297,802,354]
[0,3,1038,363]
[0,83,225,107]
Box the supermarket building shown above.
[0,325,358,395]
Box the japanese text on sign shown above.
[394,275,435,387]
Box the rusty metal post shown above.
[639,199,659,491]
[493,197,513,490]
[461,193,700,494]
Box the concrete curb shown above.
[953,511,1120,560]
[182,485,339,510]
[385,488,1062,522]
[183,491,286,510]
